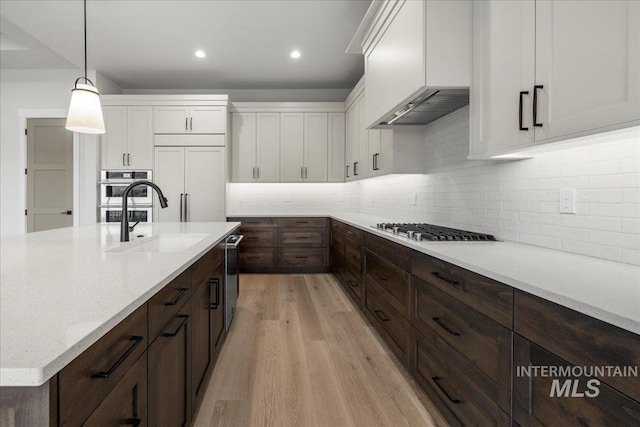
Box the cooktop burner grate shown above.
[372,223,497,242]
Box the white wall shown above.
[124,88,351,102]
[0,69,100,236]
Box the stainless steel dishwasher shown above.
[225,234,242,331]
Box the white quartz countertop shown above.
[0,222,239,387]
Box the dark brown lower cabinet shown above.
[410,326,511,427]
[210,261,226,359]
[83,354,147,427]
[191,279,211,406]
[148,303,192,427]
[513,334,640,427]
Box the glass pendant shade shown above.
[65,82,105,134]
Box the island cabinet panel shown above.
[210,260,226,359]
[58,304,147,426]
[148,268,193,341]
[411,251,513,328]
[83,355,147,427]
[148,303,192,427]
[410,326,511,427]
[191,278,211,408]
[514,290,640,403]
[410,275,512,413]
[513,334,640,427]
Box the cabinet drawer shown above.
[513,334,640,427]
[279,228,327,247]
[330,218,347,235]
[345,240,362,271]
[239,248,277,269]
[365,281,410,364]
[515,290,640,402]
[229,217,277,228]
[148,268,192,341]
[411,275,511,412]
[59,305,147,426]
[279,248,326,268]
[411,251,513,328]
[191,247,223,289]
[345,265,363,303]
[364,249,410,317]
[242,229,277,248]
[330,231,345,256]
[410,327,511,427]
[278,217,326,228]
[365,233,411,270]
[83,354,147,427]
[344,225,364,244]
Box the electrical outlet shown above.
[559,188,576,214]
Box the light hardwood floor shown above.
[193,274,448,427]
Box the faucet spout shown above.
[120,180,168,242]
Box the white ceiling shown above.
[0,0,371,91]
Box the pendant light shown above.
[65,0,105,134]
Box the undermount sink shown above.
[110,233,208,253]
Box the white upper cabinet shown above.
[470,0,639,158]
[231,112,257,183]
[304,113,328,182]
[255,113,280,182]
[101,105,153,169]
[154,106,226,134]
[363,0,471,128]
[345,100,359,181]
[356,94,371,180]
[280,113,305,182]
[327,113,346,182]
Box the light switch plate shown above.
[559,188,576,214]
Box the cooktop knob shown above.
[407,230,414,238]
[392,226,399,234]
[415,233,423,241]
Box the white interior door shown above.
[304,112,328,182]
[185,147,225,222]
[154,146,185,222]
[280,113,304,182]
[27,118,73,232]
[256,113,280,182]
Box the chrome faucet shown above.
[120,180,168,242]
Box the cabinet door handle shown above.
[346,165,350,178]
[295,221,309,224]
[373,153,380,171]
[91,336,143,379]
[533,85,543,127]
[295,236,310,239]
[164,287,189,306]
[162,315,189,337]
[295,256,309,259]
[210,278,220,309]
[431,271,459,287]
[127,153,130,166]
[354,162,359,176]
[179,193,184,222]
[256,167,260,179]
[519,91,529,131]
[305,166,308,179]
[184,193,188,222]
[348,280,359,288]
[432,377,461,404]
[374,310,390,322]
[123,153,126,166]
[190,117,193,131]
[185,117,189,131]
[374,271,388,282]
[432,317,461,336]
[301,166,304,179]
[125,384,142,425]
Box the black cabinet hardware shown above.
[431,271,459,287]
[375,272,388,282]
[432,377,461,404]
[348,280,359,288]
[432,317,461,336]
[210,279,220,309]
[91,336,143,379]
[533,85,544,127]
[374,310,390,322]
[162,315,189,337]
[519,91,529,130]
[164,288,188,306]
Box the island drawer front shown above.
[365,233,411,270]
[229,217,278,228]
[242,229,277,248]
[148,268,192,341]
[279,248,326,268]
[364,281,410,365]
[239,248,277,269]
[345,265,363,303]
[411,275,512,412]
[279,228,327,247]
[83,354,148,427]
[345,240,362,272]
[58,304,147,427]
[278,217,326,228]
[344,225,364,245]
[191,247,223,289]
[513,334,640,427]
[364,249,410,317]
[411,251,513,328]
[514,290,640,402]
[410,326,511,427]
[330,218,347,235]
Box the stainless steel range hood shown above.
[377,88,469,127]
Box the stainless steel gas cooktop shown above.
[372,223,497,242]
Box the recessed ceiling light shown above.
[290,50,301,59]
[195,50,206,58]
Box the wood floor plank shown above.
[249,320,283,427]
[291,276,325,341]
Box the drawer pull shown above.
[347,231,355,235]
[295,256,309,259]
[247,256,262,259]
[164,287,189,306]
[91,336,143,379]
[162,315,189,337]
[210,278,220,309]
[432,317,461,337]
[246,221,260,224]
[431,272,459,287]
[349,253,358,260]
[374,310,390,322]
[348,280,359,288]
[126,419,141,426]
[295,221,309,224]
[432,377,461,404]
[375,272,388,282]
[295,236,310,239]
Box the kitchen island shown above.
[0,221,239,425]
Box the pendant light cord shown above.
[84,0,87,81]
